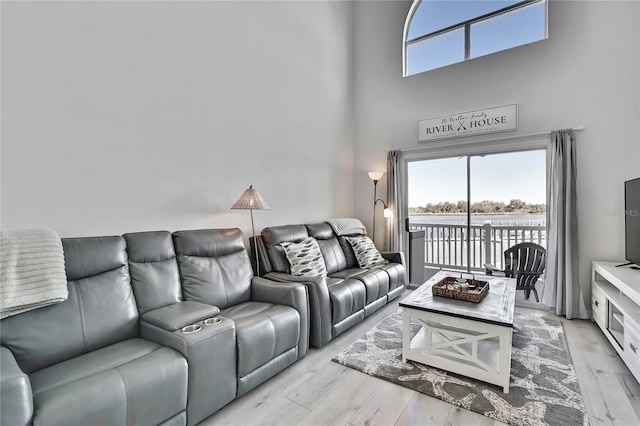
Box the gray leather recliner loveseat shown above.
[1,228,308,426]
[254,221,406,348]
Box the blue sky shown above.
[407,0,547,74]
[408,0,522,39]
[408,150,547,207]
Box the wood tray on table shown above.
[432,276,489,303]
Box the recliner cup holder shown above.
[202,317,222,326]
[181,324,202,334]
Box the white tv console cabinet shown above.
[591,261,640,383]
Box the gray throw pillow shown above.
[344,235,388,269]
[280,237,328,277]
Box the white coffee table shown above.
[400,271,516,393]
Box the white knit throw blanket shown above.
[326,218,367,236]
[0,229,68,319]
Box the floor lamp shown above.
[368,172,384,242]
[231,185,270,276]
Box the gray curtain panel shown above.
[386,151,401,252]
[542,129,588,319]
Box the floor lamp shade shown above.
[368,171,384,181]
[231,185,270,210]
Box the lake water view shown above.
[410,214,546,226]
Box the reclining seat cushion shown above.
[371,262,406,292]
[29,338,188,426]
[335,262,405,295]
[341,269,390,305]
[221,302,300,379]
[325,278,366,324]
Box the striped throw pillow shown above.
[344,235,388,269]
[280,237,328,277]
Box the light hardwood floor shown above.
[201,290,640,426]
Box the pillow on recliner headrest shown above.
[280,237,327,277]
[344,235,388,269]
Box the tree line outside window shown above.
[409,199,546,215]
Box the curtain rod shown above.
[501,125,585,140]
[522,125,585,137]
[400,126,585,153]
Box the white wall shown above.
[1,0,355,239]
[352,0,640,302]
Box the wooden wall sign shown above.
[418,104,518,142]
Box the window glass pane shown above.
[408,157,470,270]
[408,0,521,40]
[470,150,547,270]
[470,1,546,58]
[407,27,465,74]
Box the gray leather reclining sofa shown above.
[254,221,406,348]
[1,228,308,426]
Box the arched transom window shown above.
[403,0,548,76]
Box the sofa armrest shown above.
[263,272,332,348]
[251,276,309,358]
[141,301,220,332]
[381,251,405,266]
[484,263,505,276]
[1,347,33,426]
[140,309,236,426]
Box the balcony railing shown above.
[408,221,546,272]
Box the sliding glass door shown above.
[407,149,546,273]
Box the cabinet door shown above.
[623,317,640,378]
[592,282,607,329]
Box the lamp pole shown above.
[368,171,385,243]
[372,178,378,242]
[248,206,259,276]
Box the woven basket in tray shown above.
[432,276,489,303]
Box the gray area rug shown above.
[332,310,590,426]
